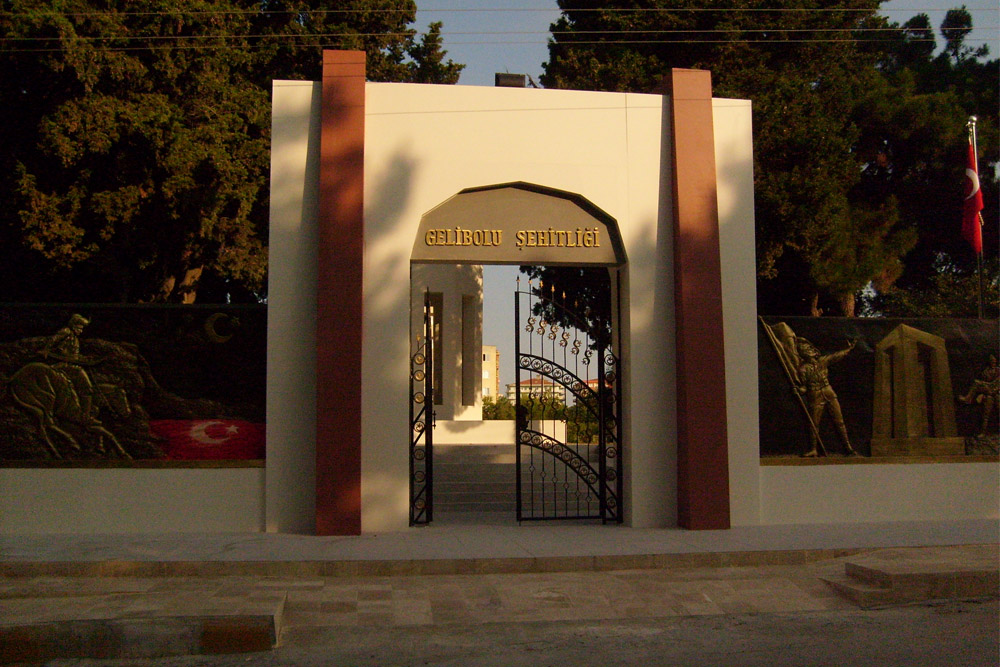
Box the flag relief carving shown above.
[0,307,265,464]
[758,317,999,460]
[148,420,265,460]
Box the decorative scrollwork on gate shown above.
[515,283,622,523]
[409,298,435,526]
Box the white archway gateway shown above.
[408,182,628,525]
[4,52,995,536]
[296,56,763,535]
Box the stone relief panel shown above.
[759,317,998,460]
[0,305,265,464]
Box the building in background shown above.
[482,345,499,398]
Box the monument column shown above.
[663,69,731,529]
[316,50,366,535]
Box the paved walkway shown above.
[1,519,997,663]
[2,518,998,575]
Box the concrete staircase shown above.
[432,444,517,523]
[822,544,999,608]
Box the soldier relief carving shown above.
[761,320,858,457]
[8,314,131,459]
[1,309,265,463]
[759,318,999,460]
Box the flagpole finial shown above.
[967,115,978,129]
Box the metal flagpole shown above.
[968,115,985,319]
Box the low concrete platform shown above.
[2,518,997,576]
[822,544,999,608]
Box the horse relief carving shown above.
[5,315,131,459]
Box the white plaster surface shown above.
[759,463,1000,523]
[265,80,320,533]
[433,420,515,444]
[410,263,483,422]
[0,468,265,534]
[621,94,675,529]
[713,98,760,526]
[361,84,676,531]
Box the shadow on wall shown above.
[758,316,999,459]
[359,149,422,527]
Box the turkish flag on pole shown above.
[963,141,984,254]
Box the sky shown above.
[412,2,999,391]
[417,1,999,88]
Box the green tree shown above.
[857,9,998,314]
[542,1,996,317]
[482,394,516,420]
[565,401,599,444]
[519,265,612,349]
[864,257,999,318]
[0,1,463,303]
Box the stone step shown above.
[820,574,909,608]
[433,445,516,464]
[0,592,284,663]
[434,490,516,504]
[432,445,602,514]
[822,546,1000,609]
[434,481,516,494]
[434,500,518,512]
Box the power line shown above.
[1,6,997,18]
[3,29,997,53]
[6,37,986,55]
[8,25,999,43]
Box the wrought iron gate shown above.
[515,280,623,523]
[409,294,435,525]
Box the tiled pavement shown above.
[0,520,997,662]
[0,559,858,661]
[271,561,857,628]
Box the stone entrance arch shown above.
[408,182,627,525]
[411,182,627,267]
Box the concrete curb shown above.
[0,547,873,579]
[0,606,283,664]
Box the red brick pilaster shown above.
[666,69,731,530]
[316,51,366,535]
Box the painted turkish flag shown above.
[149,420,265,460]
[963,141,984,254]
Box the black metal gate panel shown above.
[409,294,434,525]
[515,281,623,523]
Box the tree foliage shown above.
[0,1,462,303]
[863,257,999,318]
[519,265,612,349]
[542,1,997,317]
[857,7,998,314]
[482,394,515,420]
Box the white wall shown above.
[361,84,676,531]
[433,420,514,444]
[410,263,484,422]
[266,80,321,533]
[759,463,1000,523]
[713,99,761,526]
[0,468,264,534]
